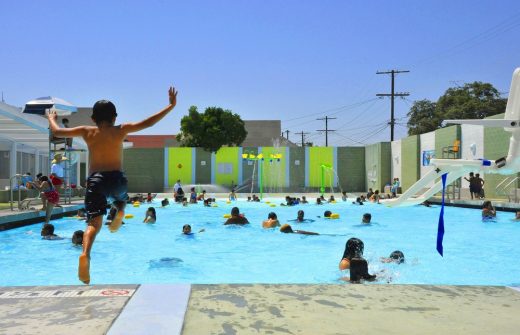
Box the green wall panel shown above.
[260,146,286,189]
[308,147,334,187]
[400,135,420,191]
[435,125,461,158]
[483,113,516,198]
[337,147,365,192]
[123,148,164,192]
[215,147,240,187]
[168,147,193,186]
[289,147,305,189]
[195,148,212,185]
[242,147,259,191]
[364,142,391,191]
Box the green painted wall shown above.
[337,147,365,192]
[242,147,259,191]
[364,142,391,191]
[123,148,164,192]
[168,147,193,186]
[289,147,305,189]
[308,147,334,187]
[215,147,240,187]
[435,125,461,158]
[195,148,212,185]
[260,147,286,189]
[401,135,420,191]
[483,113,516,199]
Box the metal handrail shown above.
[504,177,518,190]
[495,177,512,192]
[9,174,22,211]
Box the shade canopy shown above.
[23,96,77,116]
[0,101,87,152]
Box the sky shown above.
[1,0,520,146]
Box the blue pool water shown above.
[1,198,520,286]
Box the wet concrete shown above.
[183,284,520,335]
[1,284,520,335]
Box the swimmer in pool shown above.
[224,207,249,225]
[380,250,405,264]
[339,237,363,270]
[290,210,315,223]
[182,224,205,235]
[161,198,170,207]
[48,86,178,284]
[280,224,318,235]
[482,200,496,219]
[72,230,84,246]
[41,223,63,240]
[143,207,156,223]
[262,212,281,229]
[338,237,376,282]
[362,213,371,224]
[341,191,347,202]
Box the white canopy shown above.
[0,101,87,152]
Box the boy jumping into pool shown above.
[48,87,178,284]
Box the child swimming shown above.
[143,207,157,223]
[48,86,178,284]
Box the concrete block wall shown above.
[122,148,165,193]
[400,135,420,191]
[364,142,391,192]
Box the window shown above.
[0,151,9,179]
[217,163,233,174]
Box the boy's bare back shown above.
[81,125,126,173]
[48,87,177,174]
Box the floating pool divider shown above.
[223,214,231,218]
[124,214,134,219]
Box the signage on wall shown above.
[422,150,435,166]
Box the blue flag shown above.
[437,173,447,256]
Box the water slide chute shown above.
[387,67,520,207]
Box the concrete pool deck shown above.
[1,284,519,335]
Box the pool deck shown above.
[1,284,519,335]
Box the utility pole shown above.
[317,116,336,146]
[284,130,290,141]
[295,131,309,147]
[376,69,410,141]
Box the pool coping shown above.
[0,203,84,231]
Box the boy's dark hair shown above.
[231,207,240,216]
[92,100,117,125]
[62,118,69,124]
[268,212,277,219]
[41,223,55,236]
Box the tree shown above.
[406,99,439,136]
[177,106,248,152]
[407,82,507,136]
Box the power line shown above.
[376,69,410,141]
[316,116,336,147]
[294,131,310,147]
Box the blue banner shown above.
[437,173,447,256]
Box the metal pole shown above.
[391,71,395,141]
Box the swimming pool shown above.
[1,198,519,286]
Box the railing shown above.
[9,174,22,211]
[495,176,519,202]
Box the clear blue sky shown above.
[1,1,520,146]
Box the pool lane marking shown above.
[0,289,135,299]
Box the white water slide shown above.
[387,68,520,207]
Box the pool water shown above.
[1,198,520,286]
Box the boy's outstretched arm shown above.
[122,86,178,134]
[48,110,87,137]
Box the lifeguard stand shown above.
[24,97,87,205]
[442,140,461,200]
